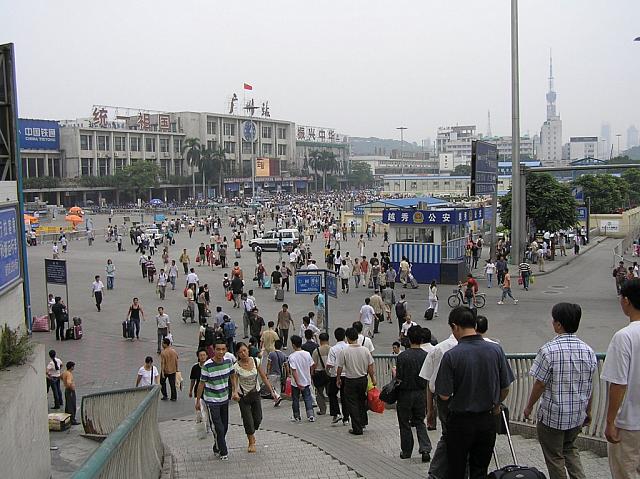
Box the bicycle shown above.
[447,286,486,309]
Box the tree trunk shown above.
[191,167,196,200]
[202,171,205,199]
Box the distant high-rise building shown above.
[601,122,611,158]
[569,136,599,160]
[627,125,639,150]
[537,51,563,166]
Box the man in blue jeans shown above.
[287,335,316,422]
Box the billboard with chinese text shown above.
[18,119,60,150]
[255,158,280,177]
[471,140,498,195]
[296,125,347,143]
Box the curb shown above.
[532,236,608,277]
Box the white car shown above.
[249,229,300,251]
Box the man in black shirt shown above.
[301,329,318,355]
[51,296,67,341]
[435,307,514,479]
[395,325,431,462]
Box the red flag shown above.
[243,83,253,91]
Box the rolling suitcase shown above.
[65,327,75,340]
[424,308,435,321]
[408,273,419,289]
[262,278,272,289]
[275,287,285,301]
[235,249,241,258]
[122,320,134,339]
[488,407,547,479]
[73,324,83,340]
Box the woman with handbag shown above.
[231,342,280,453]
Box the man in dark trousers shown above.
[435,306,514,479]
[51,296,67,341]
[61,361,79,425]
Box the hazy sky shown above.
[2,0,639,143]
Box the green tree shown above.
[198,146,227,198]
[347,161,374,187]
[182,137,201,198]
[114,161,160,200]
[573,174,630,213]
[309,150,338,191]
[453,164,472,176]
[500,172,578,232]
[622,169,640,206]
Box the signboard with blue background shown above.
[18,119,60,150]
[382,207,484,225]
[295,273,322,294]
[0,206,22,293]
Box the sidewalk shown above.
[160,400,611,479]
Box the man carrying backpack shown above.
[222,316,236,354]
[395,294,407,335]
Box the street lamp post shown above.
[397,127,407,175]
[510,0,523,265]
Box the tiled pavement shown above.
[160,400,612,479]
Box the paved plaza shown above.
[31,212,622,478]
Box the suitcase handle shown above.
[500,404,518,465]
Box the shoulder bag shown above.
[312,350,329,388]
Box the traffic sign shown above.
[326,274,338,298]
[576,206,588,222]
[295,273,321,294]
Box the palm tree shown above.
[182,137,201,199]
[310,150,337,191]
[198,146,228,198]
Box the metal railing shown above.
[612,222,640,267]
[372,353,608,442]
[72,386,163,479]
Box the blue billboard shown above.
[0,206,21,293]
[471,140,498,195]
[295,273,322,294]
[18,119,60,150]
[382,207,484,225]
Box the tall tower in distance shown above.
[537,50,563,167]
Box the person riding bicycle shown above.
[459,273,479,308]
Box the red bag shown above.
[367,387,385,414]
[284,377,292,397]
[226,291,233,301]
[32,315,50,332]
[183,287,188,298]
[196,256,200,263]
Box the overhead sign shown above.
[295,273,322,294]
[242,121,257,143]
[45,259,68,285]
[571,186,584,202]
[0,206,21,293]
[382,208,484,225]
[326,273,338,299]
[296,125,346,144]
[18,119,60,150]
[471,140,498,195]
[353,206,365,216]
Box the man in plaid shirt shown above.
[524,302,597,479]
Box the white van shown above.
[249,229,300,251]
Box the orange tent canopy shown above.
[69,206,83,215]
[65,214,83,224]
[23,214,38,223]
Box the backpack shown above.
[222,321,236,339]
[204,326,217,346]
[313,294,319,306]
[395,301,406,319]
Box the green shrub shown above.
[0,324,34,369]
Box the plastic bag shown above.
[165,333,173,344]
[226,291,233,301]
[176,371,183,391]
[530,275,536,285]
[367,387,385,414]
[367,376,375,392]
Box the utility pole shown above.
[510,0,523,265]
[397,127,407,175]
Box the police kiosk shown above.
[382,207,485,284]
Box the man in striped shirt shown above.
[518,261,532,290]
[196,340,235,460]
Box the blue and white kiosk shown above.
[382,206,485,284]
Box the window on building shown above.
[223,123,235,136]
[48,157,61,177]
[395,227,415,243]
[80,134,93,150]
[174,138,183,154]
[160,138,169,153]
[130,136,140,152]
[277,127,287,140]
[207,140,217,151]
[224,141,236,154]
[262,143,273,155]
[98,158,110,176]
[145,137,156,152]
[207,120,217,135]
[97,135,110,151]
[114,158,127,171]
[114,136,126,151]
[277,144,287,156]
[410,181,418,190]
[22,157,45,178]
[160,159,171,178]
[174,159,183,176]
[81,158,93,176]
[242,140,255,155]
[262,126,272,139]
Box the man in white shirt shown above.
[186,268,199,289]
[601,278,640,478]
[91,275,105,312]
[299,316,320,342]
[418,332,458,479]
[359,297,376,338]
[339,260,351,294]
[287,335,315,422]
[156,268,169,300]
[306,260,319,270]
[326,327,350,425]
[52,242,59,259]
[353,321,375,353]
[168,260,179,290]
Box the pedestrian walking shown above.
[359,297,376,338]
[160,338,179,401]
[601,278,640,478]
[381,285,395,324]
[136,356,160,386]
[179,248,190,275]
[156,269,168,300]
[524,302,596,479]
[168,260,179,290]
[126,297,145,340]
[498,268,518,305]
[428,280,439,317]
[139,253,147,278]
[484,260,496,288]
[105,259,116,290]
[231,342,280,453]
[335,327,376,435]
[195,340,234,461]
[434,306,514,479]
[48,293,56,331]
[396,325,431,462]
[277,304,294,350]
[267,340,286,396]
[326,327,349,426]
[155,306,170,354]
[61,361,79,425]
[496,255,507,285]
[519,260,532,290]
[287,335,316,423]
[46,349,63,409]
[91,275,104,312]
[145,256,156,283]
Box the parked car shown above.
[249,229,300,251]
